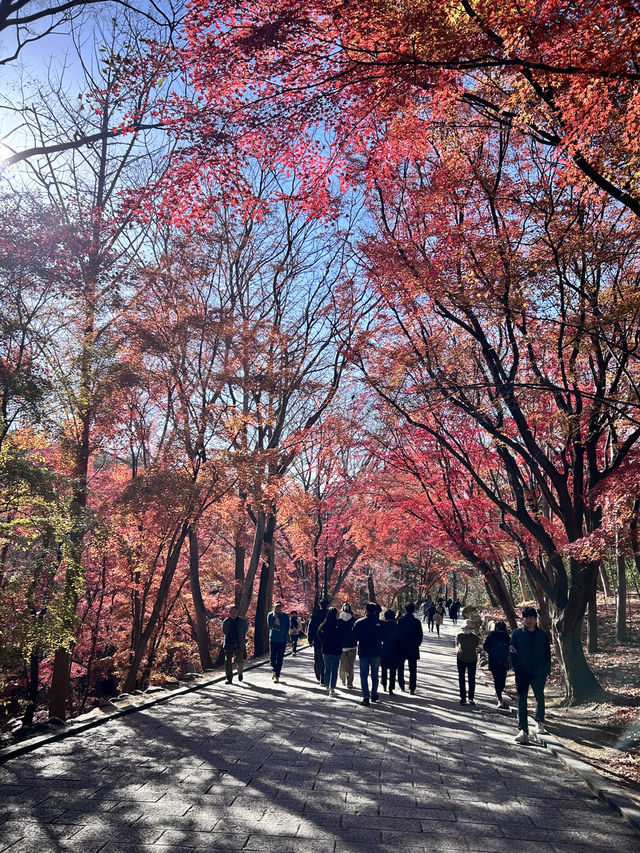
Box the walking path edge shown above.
[476,668,640,834]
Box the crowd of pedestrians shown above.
[222,597,552,744]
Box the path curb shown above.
[477,667,640,834]
[542,733,640,833]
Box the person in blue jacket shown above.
[267,601,290,683]
[510,606,551,744]
[483,620,510,708]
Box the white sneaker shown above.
[535,721,548,735]
[496,699,503,708]
[514,730,529,744]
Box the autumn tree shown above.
[278,402,371,610]
[0,11,175,716]
[376,416,520,628]
[353,127,640,702]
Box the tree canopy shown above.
[1,1,639,725]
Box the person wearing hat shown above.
[267,601,290,683]
[455,619,480,705]
[483,620,510,708]
[510,606,551,744]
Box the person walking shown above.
[483,620,510,708]
[456,619,480,704]
[396,603,423,695]
[353,602,384,706]
[450,598,461,625]
[221,605,248,684]
[317,606,344,696]
[267,600,290,683]
[338,603,357,688]
[289,610,303,656]
[308,599,329,684]
[380,609,401,695]
[421,601,429,623]
[510,606,551,744]
[427,601,437,632]
[433,603,445,637]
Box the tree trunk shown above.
[461,548,518,630]
[486,569,519,630]
[484,579,499,607]
[253,513,276,656]
[552,615,605,704]
[49,648,72,719]
[329,547,364,602]
[254,562,271,657]
[237,510,266,618]
[616,544,628,643]
[23,653,39,726]
[189,527,214,670]
[599,560,612,598]
[234,538,245,607]
[122,523,190,692]
[586,581,598,653]
[518,562,528,604]
[367,572,376,602]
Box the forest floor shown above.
[499,596,640,805]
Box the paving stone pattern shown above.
[1,620,638,852]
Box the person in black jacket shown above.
[318,607,344,696]
[308,599,329,683]
[510,606,551,744]
[380,609,401,695]
[221,605,248,684]
[353,602,384,706]
[483,620,510,708]
[427,601,437,632]
[396,603,423,694]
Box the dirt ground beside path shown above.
[486,596,640,807]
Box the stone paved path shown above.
[1,619,638,853]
